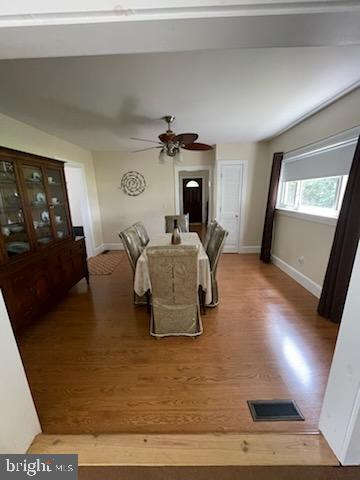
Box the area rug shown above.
[88,251,125,275]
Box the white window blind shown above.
[281,128,359,182]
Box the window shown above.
[276,128,358,220]
[278,175,348,218]
[185,180,200,188]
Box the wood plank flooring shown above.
[18,253,339,434]
[28,433,338,466]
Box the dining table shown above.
[134,232,212,305]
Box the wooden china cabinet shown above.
[0,146,89,333]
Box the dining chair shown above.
[133,222,150,247]
[165,214,189,233]
[203,220,218,250]
[147,245,203,338]
[119,226,147,305]
[206,224,228,307]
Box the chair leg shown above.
[198,287,206,315]
[134,292,148,305]
[207,276,219,308]
[146,291,151,314]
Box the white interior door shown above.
[218,162,243,253]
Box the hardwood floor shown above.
[29,433,338,465]
[18,253,339,434]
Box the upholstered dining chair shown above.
[133,222,150,247]
[119,226,147,305]
[206,224,228,307]
[203,220,218,250]
[147,245,203,338]
[165,214,189,233]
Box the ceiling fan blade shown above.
[182,142,214,151]
[175,133,199,145]
[132,146,162,153]
[130,137,162,145]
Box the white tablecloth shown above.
[134,232,212,305]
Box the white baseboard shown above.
[93,244,105,256]
[271,254,322,298]
[238,245,261,254]
[103,243,124,250]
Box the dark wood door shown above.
[183,178,203,223]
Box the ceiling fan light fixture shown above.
[174,150,183,163]
[159,149,166,164]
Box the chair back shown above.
[165,214,189,233]
[119,226,143,272]
[206,224,228,274]
[133,222,150,247]
[203,220,218,250]
[147,245,201,336]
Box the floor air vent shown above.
[247,400,304,421]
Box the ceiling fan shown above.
[131,115,213,162]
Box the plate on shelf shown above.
[7,241,30,254]
[36,192,46,203]
[9,224,24,233]
[40,211,50,222]
[38,237,52,245]
[31,172,42,182]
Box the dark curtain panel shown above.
[318,135,360,323]
[260,152,284,263]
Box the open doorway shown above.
[176,168,211,240]
[64,163,95,257]
[182,177,204,224]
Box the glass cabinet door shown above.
[0,160,31,257]
[22,165,54,247]
[45,168,70,240]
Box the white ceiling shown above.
[0,2,359,151]
[0,2,360,59]
[0,46,359,150]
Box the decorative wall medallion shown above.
[120,171,146,196]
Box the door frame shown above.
[216,160,247,254]
[174,165,213,224]
[63,160,96,257]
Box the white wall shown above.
[0,112,103,250]
[0,291,41,453]
[269,88,360,288]
[320,241,360,465]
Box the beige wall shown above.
[0,112,103,249]
[269,88,360,287]
[273,213,335,285]
[216,142,270,246]
[93,149,214,245]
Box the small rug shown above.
[88,251,124,275]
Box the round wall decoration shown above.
[120,171,146,196]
